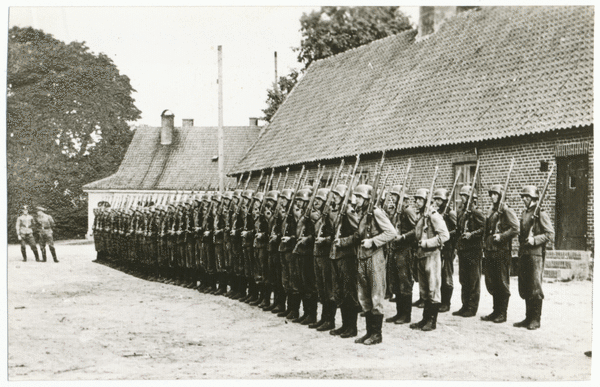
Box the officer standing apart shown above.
[337,184,397,345]
[514,185,554,330]
[481,184,519,323]
[16,205,41,262]
[35,207,58,263]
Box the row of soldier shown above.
[93,154,554,345]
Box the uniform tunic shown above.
[456,205,485,311]
[16,214,37,248]
[36,213,55,247]
[388,204,418,297]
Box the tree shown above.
[262,6,413,122]
[7,27,141,242]
[262,70,299,123]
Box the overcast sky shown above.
[8,5,421,127]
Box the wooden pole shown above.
[218,46,225,191]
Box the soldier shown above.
[35,206,58,263]
[279,189,302,319]
[311,188,337,331]
[337,184,397,345]
[433,188,457,313]
[228,190,245,299]
[16,205,41,262]
[221,190,235,296]
[403,188,449,332]
[251,191,270,307]
[240,189,257,303]
[328,184,360,338]
[213,192,229,294]
[276,187,295,317]
[453,185,485,317]
[386,185,418,325]
[263,189,282,311]
[481,184,520,323]
[514,185,554,330]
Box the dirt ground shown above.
[6,241,594,381]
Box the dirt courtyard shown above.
[6,241,593,380]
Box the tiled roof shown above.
[232,6,593,173]
[83,125,260,190]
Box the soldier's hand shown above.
[361,239,373,249]
[420,240,428,249]
[176,231,182,235]
[299,236,309,245]
[493,234,501,242]
[281,236,290,243]
[315,237,326,244]
[230,230,236,236]
[395,234,405,242]
[334,238,341,247]
[241,231,247,237]
[204,231,210,237]
[462,232,472,240]
[17,235,21,241]
[527,236,535,245]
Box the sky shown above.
[7,5,421,128]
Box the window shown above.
[453,162,479,210]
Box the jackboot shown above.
[264,287,278,311]
[21,246,27,262]
[317,302,336,332]
[527,299,542,330]
[224,273,235,297]
[513,299,531,328]
[285,294,300,320]
[240,280,253,302]
[394,294,413,324]
[364,314,383,345]
[385,298,404,323]
[481,296,500,321]
[355,311,372,343]
[232,276,245,300]
[40,247,48,262]
[301,298,318,326]
[309,302,327,329]
[492,296,509,323]
[410,302,430,330]
[247,283,261,305]
[259,285,272,309]
[273,292,287,315]
[216,273,228,295]
[292,297,308,323]
[340,308,358,338]
[330,306,347,336]
[32,248,41,263]
[412,297,425,308]
[439,286,452,313]
[421,302,439,331]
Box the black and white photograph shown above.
[3,2,596,382]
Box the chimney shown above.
[418,6,462,40]
[161,109,174,145]
[182,118,194,127]
[249,117,259,126]
[418,6,435,38]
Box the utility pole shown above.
[218,45,224,191]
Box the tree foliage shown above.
[7,27,141,242]
[262,6,413,122]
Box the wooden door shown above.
[556,155,588,250]
[453,162,478,211]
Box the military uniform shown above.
[16,206,40,262]
[35,208,58,263]
[481,185,519,323]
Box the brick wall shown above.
[236,126,593,253]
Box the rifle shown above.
[281,165,305,237]
[296,166,326,238]
[281,167,290,189]
[527,163,554,240]
[393,159,412,223]
[419,165,439,245]
[461,159,480,236]
[259,168,275,215]
[366,151,386,217]
[274,172,282,191]
[441,169,462,217]
[331,158,361,253]
[494,157,515,232]
[325,169,333,188]
[315,159,346,238]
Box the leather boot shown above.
[340,308,358,338]
[40,247,48,262]
[421,302,439,331]
[394,294,413,324]
[286,294,300,320]
[385,298,403,323]
[224,273,235,297]
[232,276,245,299]
[240,280,253,302]
[355,311,372,343]
[216,273,228,295]
[330,306,347,336]
[301,298,318,325]
[21,246,27,262]
[32,248,41,263]
[309,302,327,329]
[513,299,531,328]
[292,297,308,323]
[317,302,336,331]
[527,299,542,330]
[410,302,430,330]
[264,287,278,311]
[273,292,287,315]
[412,298,425,308]
[493,296,509,323]
[248,283,262,305]
[439,286,452,313]
[364,314,383,345]
[259,285,272,309]
[481,296,500,321]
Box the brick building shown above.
[82,110,261,237]
[229,6,593,270]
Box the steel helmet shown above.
[222,191,234,201]
[488,184,504,196]
[332,184,347,198]
[354,184,373,200]
[253,191,264,202]
[520,185,539,199]
[211,192,222,203]
[242,189,255,200]
[265,190,280,202]
[459,185,477,198]
[233,189,243,199]
[280,188,294,201]
[201,191,212,202]
[389,184,405,197]
[315,188,329,201]
[295,188,311,202]
[433,188,449,201]
[414,188,429,200]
